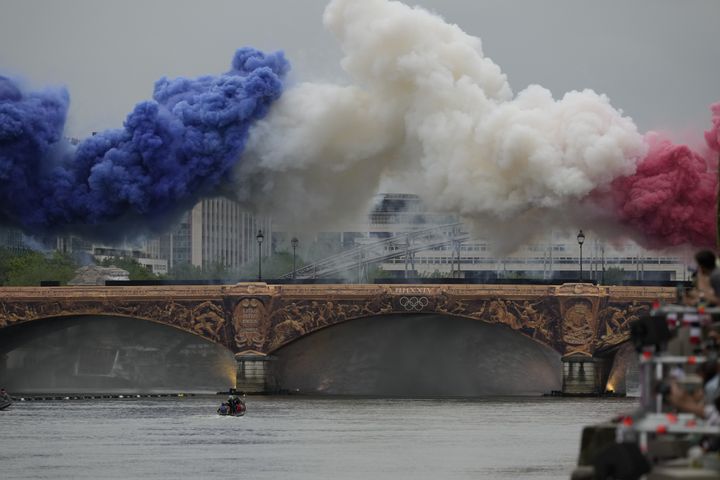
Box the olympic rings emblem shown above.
[399,296,429,311]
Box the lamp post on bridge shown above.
[291,237,299,280]
[256,230,264,281]
[453,239,462,279]
[577,230,585,283]
[404,235,411,279]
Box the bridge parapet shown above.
[0,282,676,358]
[0,282,677,394]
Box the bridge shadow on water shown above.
[273,314,561,396]
[0,316,237,394]
[0,314,562,396]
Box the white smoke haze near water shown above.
[236,0,646,245]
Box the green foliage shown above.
[366,264,396,283]
[96,256,159,280]
[602,267,626,285]
[165,252,305,281]
[0,248,79,286]
[420,269,450,279]
[167,263,216,280]
[0,247,17,285]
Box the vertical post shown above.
[458,241,462,278]
[453,240,462,279]
[577,230,585,283]
[404,235,410,279]
[592,240,596,282]
[549,232,554,280]
[256,230,264,281]
[410,246,415,273]
[291,237,298,280]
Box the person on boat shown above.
[229,395,247,415]
[228,395,239,414]
[0,389,9,402]
[236,398,246,414]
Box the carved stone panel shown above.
[0,299,230,346]
[232,298,268,351]
[595,301,649,350]
[560,299,597,356]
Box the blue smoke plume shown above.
[0,47,288,239]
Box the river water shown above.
[1,396,636,480]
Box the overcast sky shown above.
[1,0,718,141]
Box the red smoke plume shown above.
[609,103,720,248]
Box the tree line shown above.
[0,248,304,286]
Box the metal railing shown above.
[279,223,468,279]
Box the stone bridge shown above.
[0,282,676,394]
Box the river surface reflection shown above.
[1,396,636,479]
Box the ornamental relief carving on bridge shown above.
[0,299,229,345]
[0,284,671,356]
[560,299,597,356]
[232,298,269,350]
[264,292,565,353]
[266,293,396,351]
[595,301,649,350]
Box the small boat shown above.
[217,400,246,417]
[0,399,11,410]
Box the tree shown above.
[0,247,19,285]
[96,256,159,281]
[2,250,79,286]
[421,269,449,279]
[366,264,395,283]
[167,263,207,280]
[602,267,626,285]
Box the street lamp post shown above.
[256,230,264,281]
[291,237,299,280]
[453,240,462,278]
[404,235,410,279]
[577,230,585,283]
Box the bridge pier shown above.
[235,354,277,394]
[561,355,610,396]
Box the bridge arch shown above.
[262,292,565,355]
[266,307,560,356]
[0,314,236,394]
[0,283,676,394]
[270,312,562,396]
[2,311,225,346]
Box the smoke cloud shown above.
[609,131,717,247]
[236,0,717,249]
[0,0,717,250]
[0,48,287,239]
[706,103,720,153]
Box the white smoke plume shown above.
[235,0,645,246]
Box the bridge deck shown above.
[0,283,677,357]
